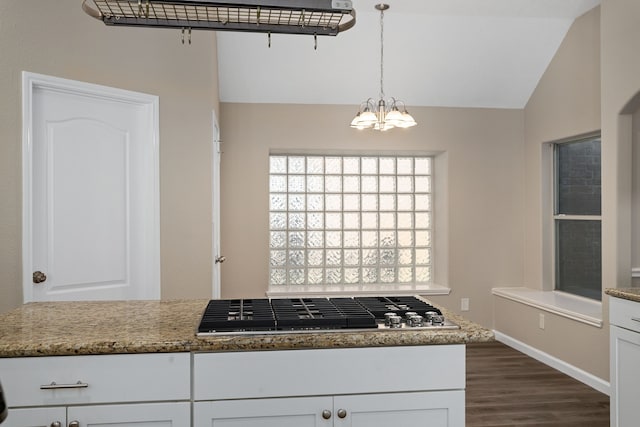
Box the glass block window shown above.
[269,155,433,288]
[553,135,601,300]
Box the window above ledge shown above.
[492,287,603,328]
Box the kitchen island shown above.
[0,299,493,427]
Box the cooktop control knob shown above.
[389,315,402,328]
[425,311,438,323]
[430,314,445,325]
[408,314,424,327]
[384,312,396,326]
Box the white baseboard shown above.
[493,330,610,396]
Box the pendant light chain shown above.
[349,3,417,131]
[379,7,385,100]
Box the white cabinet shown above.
[3,402,189,427]
[193,345,465,427]
[0,344,467,427]
[0,353,190,427]
[69,402,190,426]
[2,407,66,427]
[610,296,640,427]
[334,391,464,426]
[194,391,464,427]
[194,396,332,426]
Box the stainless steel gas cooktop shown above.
[196,295,459,336]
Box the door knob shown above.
[33,271,47,284]
[50,422,62,427]
[215,256,226,264]
[337,409,347,418]
[322,409,332,419]
[68,422,80,427]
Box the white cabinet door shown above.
[68,402,190,427]
[610,325,640,427]
[2,403,189,427]
[194,392,464,427]
[334,391,464,427]
[194,396,333,427]
[1,406,65,427]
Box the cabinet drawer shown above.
[193,345,465,400]
[610,297,640,333]
[0,353,190,407]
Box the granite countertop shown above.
[0,299,494,358]
[605,288,640,303]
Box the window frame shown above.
[266,152,450,297]
[551,133,602,301]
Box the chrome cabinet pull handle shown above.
[321,409,332,419]
[337,409,347,419]
[69,421,80,427]
[40,381,88,390]
[50,422,62,427]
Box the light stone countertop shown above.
[0,299,494,358]
[605,288,640,303]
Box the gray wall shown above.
[0,0,219,313]
[496,6,605,380]
[219,103,525,329]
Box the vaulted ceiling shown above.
[217,0,600,109]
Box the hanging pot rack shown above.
[82,0,356,36]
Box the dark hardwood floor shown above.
[466,341,610,426]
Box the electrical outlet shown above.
[539,313,545,330]
[461,298,470,311]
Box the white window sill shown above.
[266,283,451,298]
[492,287,603,328]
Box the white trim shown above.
[22,71,160,302]
[267,283,451,298]
[553,214,602,220]
[211,109,221,299]
[492,287,603,327]
[22,73,35,303]
[494,330,610,396]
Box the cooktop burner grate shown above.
[353,296,442,318]
[197,299,275,333]
[271,298,377,330]
[330,297,378,328]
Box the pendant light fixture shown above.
[350,3,416,131]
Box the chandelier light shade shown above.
[350,3,417,131]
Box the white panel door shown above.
[193,397,332,427]
[68,402,190,427]
[1,407,65,427]
[22,72,160,302]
